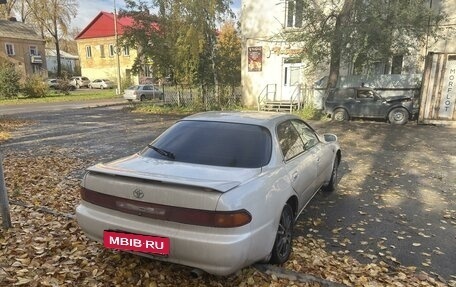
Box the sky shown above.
[72,0,241,33]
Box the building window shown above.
[100,45,105,58]
[391,55,403,74]
[286,0,303,28]
[123,46,129,56]
[109,44,115,57]
[86,46,92,58]
[29,46,38,55]
[5,43,15,56]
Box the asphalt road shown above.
[1,104,455,282]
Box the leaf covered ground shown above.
[0,117,454,286]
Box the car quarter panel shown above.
[215,165,297,262]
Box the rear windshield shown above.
[141,121,272,168]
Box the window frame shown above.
[123,46,130,56]
[5,43,15,56]
[85,46,92,58]
[109,44,115,57]
[29,45,38,55]
[286,0,303,28]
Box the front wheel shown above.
[388,107,409,125]
[140,95,146,101]
[333,109,349,122]
[269,204,294,265]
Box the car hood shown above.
[384,95,412,102]
[87,154,262,192]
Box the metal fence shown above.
[160,85,242,110]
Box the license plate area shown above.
[103,230,170,256]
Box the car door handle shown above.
[292,171,298,182]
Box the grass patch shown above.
[0,89,120,106]
[130,103,197,115]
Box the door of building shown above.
[282,60,302,101]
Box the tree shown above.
[26,0,78,77]
[121,0,233,90]
[0,57,21,99]
[285,0,448,88]
[0,0,16,19]
[215,21,241,87]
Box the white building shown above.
[45,49,79,76]
[240,0,455,108]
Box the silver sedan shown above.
[76,111,341,276]
[123,84,164,101]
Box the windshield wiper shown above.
[148,144,175,160]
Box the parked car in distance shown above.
[76,111,341,276]
[46,78,75,91]
[70,76,90,89]
[89,79,114,89]
[324,87,418,125]
[46,79,59,89]
[123,85,164,101]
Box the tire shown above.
[332,109,349,121]
[140,95,146,101]
[388,107,409,125]
[322,156,340,192]
[269,204,294,264]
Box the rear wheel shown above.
[322,156,340,192]
[269,204,294,264]
[388,107,409,125]
[333,109,348,122]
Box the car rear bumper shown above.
[76,201,255,275]
[123,94,139,101]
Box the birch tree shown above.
[26,0,77,77]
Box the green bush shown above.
[0,58,21,99]
[294,104,326,120]
[22,76,48,98]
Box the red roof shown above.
[75,11,134,40]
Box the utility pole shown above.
[114,0,122,95]
[0,154,12,229]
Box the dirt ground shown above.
[0,106,455,286]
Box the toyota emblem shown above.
[133,188,144,199]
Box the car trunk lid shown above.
[82,154,261,210]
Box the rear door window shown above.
[277,121,304,161]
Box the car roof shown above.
[183,111,299,128]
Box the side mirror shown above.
[323,134,338,143]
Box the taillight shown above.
[80,188,251,228]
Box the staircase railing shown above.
[257,84,277,111]
[288,84,302,113]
